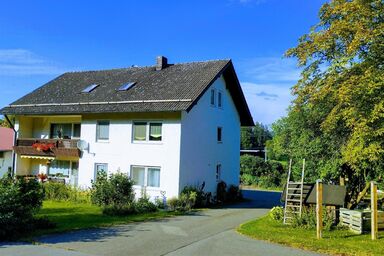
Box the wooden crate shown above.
[340,208,384,234]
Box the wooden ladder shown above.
[283,159,305,224]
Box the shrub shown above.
[43,182,91,203]
[269,206,284,222]
[226,185,242,202]
[0,177,45,240]
[167,192,196,212]
[291,206,335,231]
[240,173,257,185]
[135,197,157,213]
[240,155,285,188]
[91,170,135,208]
[181,184,207,207]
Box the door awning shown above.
[20,155,55,160]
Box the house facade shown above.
[0,127,13,177]
[1,57,253,199]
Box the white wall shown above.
[0,151,13,177]
[78,114,182,199]
[179,75,241,196]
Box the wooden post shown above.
[371,181,378,240]
[316,179,323,239]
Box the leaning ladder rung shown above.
[287,193,301,196]
[288,182,303,185]
[286,205,301,208]
[287,199,302,202]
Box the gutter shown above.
[4,115,17,178]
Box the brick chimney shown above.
[156,56,168,71]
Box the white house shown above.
[0,127,13,177]
[0,56,254,199]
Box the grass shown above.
[32,200,180,237]
[238,215,384,256]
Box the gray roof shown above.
[1,59,254,126]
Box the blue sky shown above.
[0,0,325,124]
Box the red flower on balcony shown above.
[32,142,55,152]
[37,173,48,182]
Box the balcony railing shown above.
[16,138,79,148]
[14,138,81,158]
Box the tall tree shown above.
[271,0,384,201]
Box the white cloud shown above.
[236,57,301,124]
[0,49,64,76]
[241,82,294,125]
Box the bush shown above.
[91,170,135,208]
[269,206,284,222]
[167,192,196,212]
[135,197,157,213]
[181,184,208,207]
[227,185,242,202]
[240,173,257,185]
[0,177,45,240]
[43,182,91,203]
[240,155,285,189]
[291,206,335,231]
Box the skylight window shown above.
[117,82,136,91]
[82,84,99,93]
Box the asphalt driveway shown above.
[0,190,321,256]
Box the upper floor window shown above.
[96,121,110,142]
[218,91,223,108]
[133,122,162,142]
[210,89,216,106]
[50,123,81,139]
[217,127,222,143]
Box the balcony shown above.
[14,138,81,159]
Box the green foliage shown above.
[241,122,272,150]
[0,177,45,240]
[91,170,135,208]
[269,0,384,202]
[291,207,335,231]
[102,203,136,216]
[43,182,91,203]
[181,185,208,207]
[269,206,284,222]
[238,215,384,256]
[240,155,285,188]
[167,192,196,212]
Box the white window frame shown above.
[210,89,216,106]
[130,165,161,188]
[132,121,163,143]
[218,90,223,108]
[216,163,222,182]
[48,160,74,177]
[94,163,108,181]
[96,120,110,142]
[217,127,223,143]
[50,122,81,139]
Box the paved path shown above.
[0,190,321,256]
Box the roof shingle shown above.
[1,59,254,125]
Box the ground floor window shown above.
[130,166,160,188]
[94,163,108,180]
[49,160,71,177]
[216,164,222,182]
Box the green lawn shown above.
[238,215,384,256]
[33,200,180,236]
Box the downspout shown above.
[4,115,17,178]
